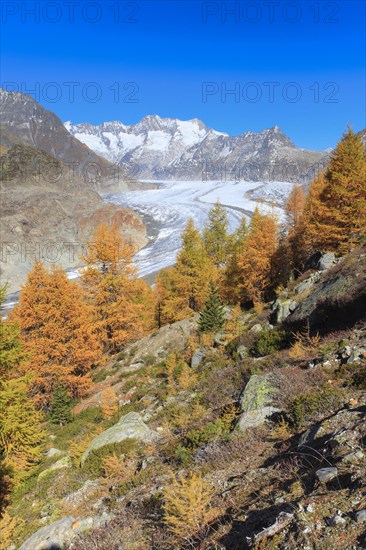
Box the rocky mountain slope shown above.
[9,247,366,549]
[358,128,366,146]
[0,89,140,193]
[0,145,147,293]
[65,117,329,183]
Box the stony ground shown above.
[6,250,366,550]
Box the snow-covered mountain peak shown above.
[0,88,34,104]
[65,116,328,181]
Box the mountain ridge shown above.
[0,89,140,193]
[0,144,147,293]
[65,116,328,182]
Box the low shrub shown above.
[52,406,104,451]
[185,420,225,448]
[174,444,194,466]
[250,329,287,357]
[82,438,139,476]
[351,363,366,389]
[288,385,345,429]
[142,354,157,366]
[92,368,110,383]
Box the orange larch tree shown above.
[237,208,279,304]
[285,184,305,234]
[154,267,176,327]
[292,174,327,269]
[80,223,154,353]
[274,184,307,279]
[11,261,101,407]
[300,127,366,254]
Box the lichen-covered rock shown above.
[214,333,229,347]
[328,514,346,526]
[294,272,320,294]
[45,448,63,458]
[19,513,113,550]
[191,349,205,368]
[249,323,263,334]
[61,480,100,509]
[237,345,248,360]
[271,299,297,324]
[347,348,366,364]
[38,457,71,480]
[81,412,158,465]
[341,450,364,464]
[236,374,279,430]
[19,516,77,549]
[355,510,366,523]
[254,512,294,543]
[316,467,338,482]
[318,252,337,271]
[124,316,198,365]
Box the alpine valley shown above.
[0,89,332,295]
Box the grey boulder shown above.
[38,457,71,480]
[271,299,297,324]
[236,374,279,430]
[294,272,320,294]
[19,514,112,550]
[45,448,63,459]
[316,467,338,482]
[191,349,205,368]
[249,323,263,334]
[237,345,248,360]
[318,252,337,271]
[355,510,366,523]
[81,412,158,465]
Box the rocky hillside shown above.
[0,89,140,193]
[65,117,328,183]
[9,246,366,549]
[358,128,366,147]
[0,145,147,293]
[273,248,366,333]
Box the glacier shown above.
[1,178,292,316]
[104,179,291,278]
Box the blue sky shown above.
[1,0,365,149]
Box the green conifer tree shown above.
[203,200,229,267]
[198,282,225,333]
[224,216,248,302]
[49,386,72,425]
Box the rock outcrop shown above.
[191,349,206,368]
[38,457,71,480]
[283,247,366,333]
[271,298,298,324]
[237,374,279,430]
[81,412,158,465]
[19,513,113,550]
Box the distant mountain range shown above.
[65,116,329,183]
[1,87,364,293]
